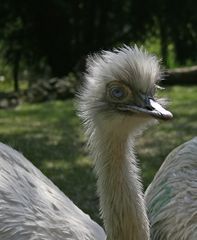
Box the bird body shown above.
[145,137,197,240]
[0,45,195,239]
[0,143,105,240]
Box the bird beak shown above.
[118,97,173,120]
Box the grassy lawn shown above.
[0,85,196,225]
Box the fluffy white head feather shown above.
[86,45,161,92]
[77,45,170,138]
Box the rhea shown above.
[0,46,196,240]
[77,46,173,240]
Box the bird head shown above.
[77,45,173,135]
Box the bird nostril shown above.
[145,105,154,111]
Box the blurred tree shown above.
[169,0,197,64]
[1,18,24,92]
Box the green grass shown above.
[0,86,196,225]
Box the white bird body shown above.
[145,137,197,240]
[0,143,105,240]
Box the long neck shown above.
[89,124,150,240]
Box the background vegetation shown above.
[0,0,196,227]
[0,0,196,91]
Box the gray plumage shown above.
[145,137,197,240]
[0,143,105,240]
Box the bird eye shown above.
[111,87,124,99]
[106,81,129,102]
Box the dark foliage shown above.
[0,0,196,91]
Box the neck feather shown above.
[88,123,150,240]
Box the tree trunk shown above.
[159,19,168,66]
[13,53,20,92]
[165,66,197,85]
